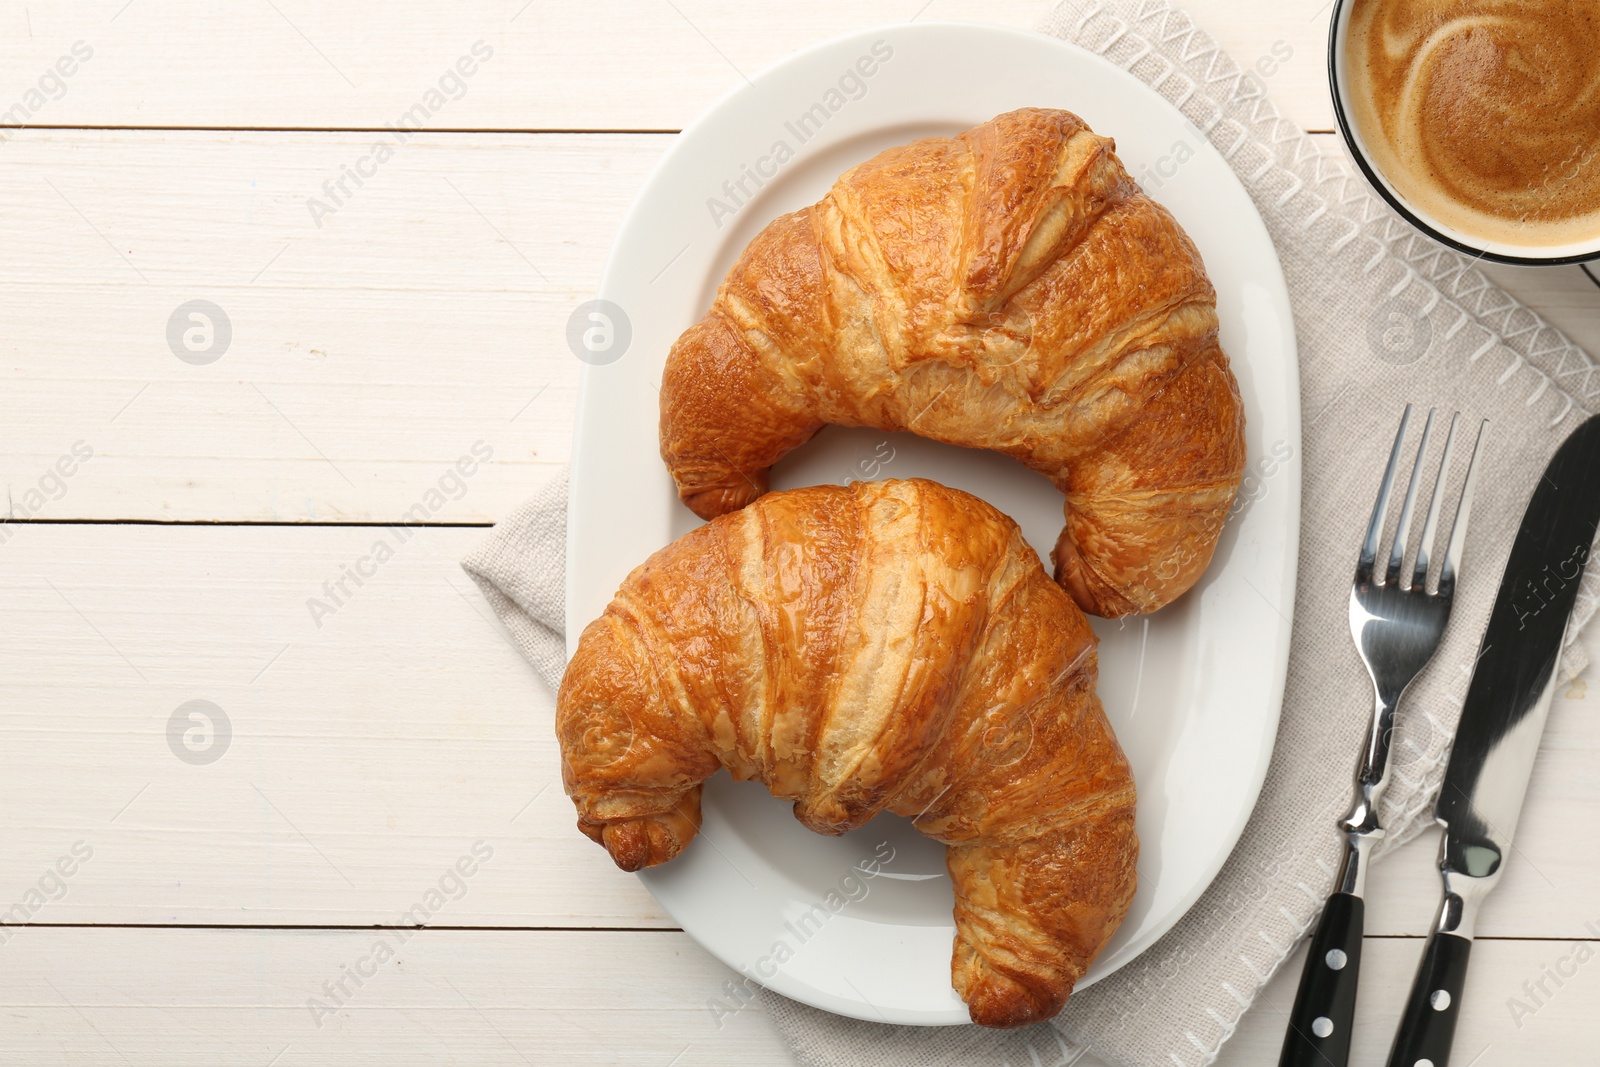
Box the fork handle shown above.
[1277,892,1364,1067]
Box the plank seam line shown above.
[1,124,681,136]
[0,520,494,529]
[1,124,1337,137]
[0,926,1586,941]
[0,923,687,933]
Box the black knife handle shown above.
[1386,932,1472,1067]
[1278,892,1364,1067]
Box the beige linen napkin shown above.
[464,2,1600,1062]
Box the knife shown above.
[1386,412,1600,1067]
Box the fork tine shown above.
[1413,412,1460,593]
[1439,419,1489,597]
[1386,408,1435,588]
[1359,404,1413,583]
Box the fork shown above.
[1277,404,1487,1067]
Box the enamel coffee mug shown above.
[1327,0,1600,269]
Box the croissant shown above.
[557,478,1137,1028]
[659,107,1245,617]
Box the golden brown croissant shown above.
[660,107,1245,617]
[557,478,1137,1028]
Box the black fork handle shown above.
[1278,892,1364,1067]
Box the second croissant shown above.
[558,479,1138,1028]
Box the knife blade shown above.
[1386,412,1600,1067]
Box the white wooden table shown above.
[3,2,1597,1063]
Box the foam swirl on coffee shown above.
[1346,0,1600,249]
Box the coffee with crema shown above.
[1345,0,1600,249]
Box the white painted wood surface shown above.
[3,129,1594,524]
[2,523,1597,940]
[0,0,1336,131]
[0,929,1589,1065]
[2,2,1597,1064]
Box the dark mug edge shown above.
[1324,0,1600,268]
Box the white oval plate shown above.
[566,22,1300,1026]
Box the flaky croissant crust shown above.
[557,479,1137,1028]
[660,107,1246,617]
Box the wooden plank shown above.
[0,927,787,1065]
[0,926,1587,1065]
[0,523,668,927]
[0,130,666,523]
[0,522,1596,934]
[0,1,1340,134]
[4,131,1596,524]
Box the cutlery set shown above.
[1280,406,1600,1067]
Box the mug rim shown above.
[1326,0,1600,267]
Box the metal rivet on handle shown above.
[1325,948,1348,970]
[1430,990,1452,1011]
[1311,1017,1334,1038]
